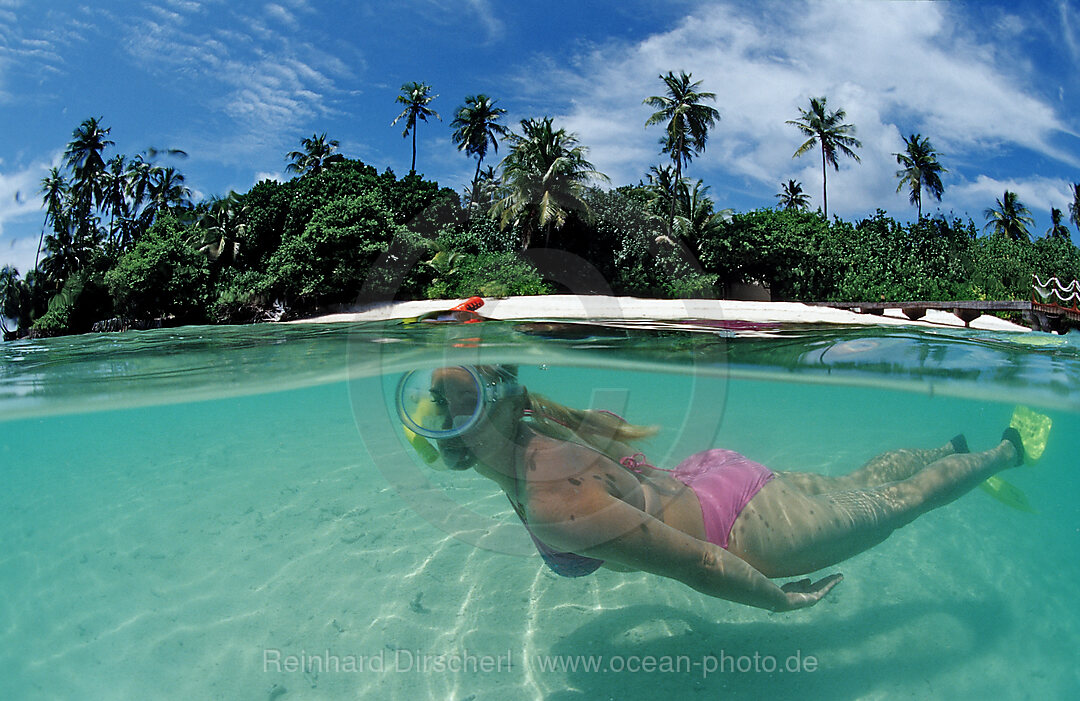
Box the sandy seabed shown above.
[4,296,1077,700]
[3,372,1077,700]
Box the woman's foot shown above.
[949,434,969,454]
[1001,427,1024,466]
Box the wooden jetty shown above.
[805,299,1031,325]
[807,275,1079,332]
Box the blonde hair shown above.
[473,364,662,472]
[524,391,661,469]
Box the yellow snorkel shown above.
[396,365,521,470]
[402,397,441,465]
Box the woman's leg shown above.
[729,439,1018,577]
[774,437,965,496]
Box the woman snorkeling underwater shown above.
[396,365,1051,612]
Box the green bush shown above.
[262,191,397,306]
[832,212,976,301]
[578,186,705,296]
[424,251,551,299]
[209,269,274,322]
[29,274,83,337]
[105,214,210,321]
[236,179,295,271]
[434,214,519,256]
[700,208,836,300]
[969,234,1038,300]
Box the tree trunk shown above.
[669,138,683,237]
[33,227,45,272]
[820,142,828,220]
[411,123,417,174]
[472,158,483,207]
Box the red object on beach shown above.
[447,296,485,323]
[451,296,485,313]
[410,296,486,324]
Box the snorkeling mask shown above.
[396,366,522,450]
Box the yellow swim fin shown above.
[1010,406,1052,463]
[979,475,1037,514]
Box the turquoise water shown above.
[2,319,1079,699]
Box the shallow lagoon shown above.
[2,319,1078,699]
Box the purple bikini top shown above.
[509,498,604,578]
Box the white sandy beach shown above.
[300,295,1031,332]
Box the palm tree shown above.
[125,154,154,215]
[109,153,156,250]
[1069,182,1080,237]
[286,133,345,176]
[146,167,193,218]
[0,266,18,336]
[464,165,499,212]
[391,82,440,174]
[41,204,99,282]
[451,94,509,205]
[775,179,810,211]
[672,180,732,251]
[644,71,720,235]
[787,96,861,220]
[1047,207,1071,240]
[894,133,946,219]
[64,116,114,217]
[983,190,1034,241]
[100,154,131,249]
[38,168,68,272]
[494,117,608,249]
[643,164,684,221]
[195,193,246,266]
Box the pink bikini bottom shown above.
[670,449,775,549]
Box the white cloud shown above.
[409,0,504,43]
[952,175,1075,227]
[465,0,504,43]
[0,163,47,224]
[265,3,298,29]
[0,163,50,274]
[993,13,1026,37]
[164,0,206,12]
[1061,0,1080,65]
[0,234,43,279]
[0,4,70,96]
[517,0,1075,222]
[0,148,69,273]
[119,3,356,162]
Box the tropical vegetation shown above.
[644,71,720,236]
[894,133,946,219]
[984,190,1035,242]
[493,116,607,249]
[451,95,509,208]
[392,81,440,174]
[286,133,345,176]
[776,180,810,211]
[787,96,861,220]
[3,78,1080,340]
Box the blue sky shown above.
[1,0,1079,276]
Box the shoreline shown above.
[294,295,1032,332]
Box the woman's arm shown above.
[525,483,840,612]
